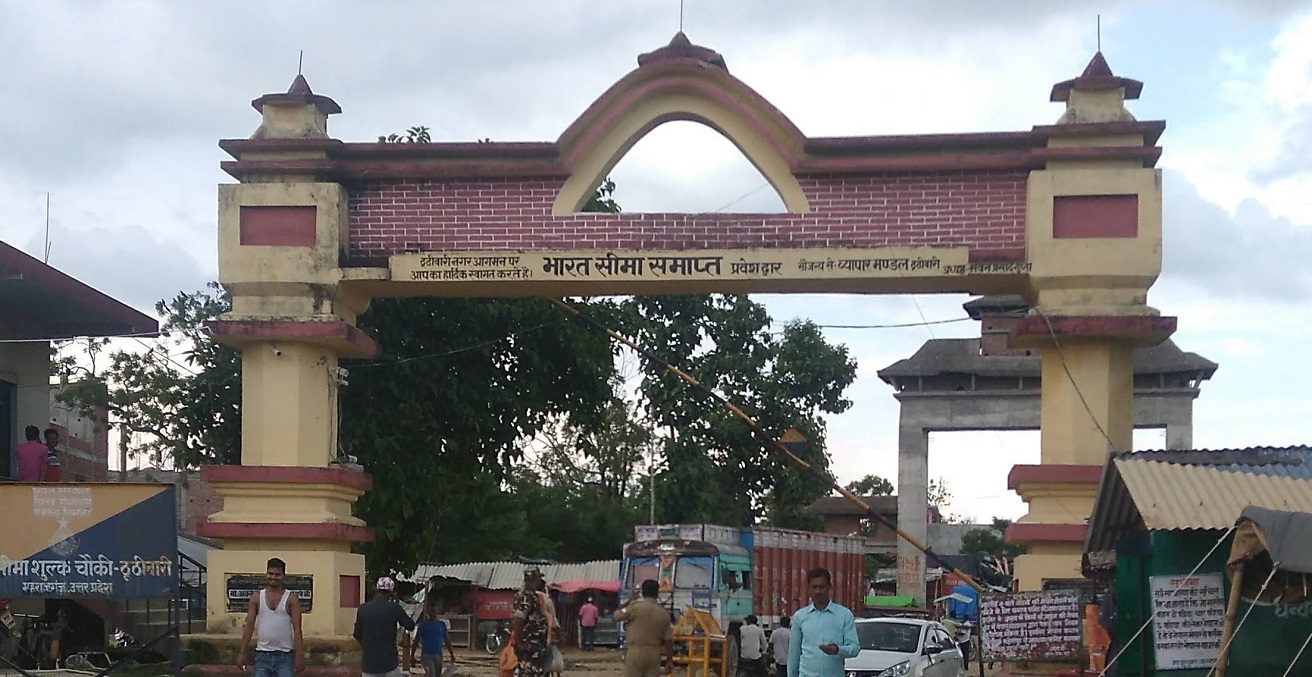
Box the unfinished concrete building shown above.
[879,295,1217,600]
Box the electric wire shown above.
[1205,566,1279,677]
[542,295,987,594]
[1035,307,1119,453]
[1280,627,1312,677]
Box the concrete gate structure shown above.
[878,295,1217,600]
[200,34,1177,643]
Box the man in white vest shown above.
[237,558,306,677]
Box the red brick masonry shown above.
[346,171,1029,263]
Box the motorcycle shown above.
[484,620,511,655]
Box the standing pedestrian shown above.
[355,577,416,677]
[768,617,791,677]
[236,558,306,677]
[15,426,48,482]
[511,568,553,677]
[534,577,563,677]
[738,615,767,677]
[579,597,600,651]
[786,568,859,677]
[613,580,673,677]
[410,602,456,677]
[42,428,62,483]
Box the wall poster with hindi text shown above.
[1150,573,1225,670]
[980,590,1082,662]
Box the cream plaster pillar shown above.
[1038,339,1134,465]
[191,76,379,650]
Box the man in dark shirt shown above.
[354,576,416,677]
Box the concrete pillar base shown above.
[1006,464,1101,591]
[197,465,373,637]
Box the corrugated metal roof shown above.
[1085,447,1312,555]
[1117,459,1312,529]
[1118,446,1312,479]
[403,560,621,589]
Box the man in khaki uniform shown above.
[615,579,673,677]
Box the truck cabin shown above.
[621,538,753,621]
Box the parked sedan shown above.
[843,618,965,677]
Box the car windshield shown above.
[856,622,921,654]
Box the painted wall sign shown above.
[0,484,177,599]
[389,247,1024,284]
[980,590,1082,662]
[1149,573,1225,670]
[225,573,314,613]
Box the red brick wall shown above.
[50,419,109,482]
[184,476,224,535]
[346,170,1028,262]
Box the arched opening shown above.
[606,121,789,214]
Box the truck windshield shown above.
[674,557,712,588]
[629,560,659,587]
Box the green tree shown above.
[959,517,1026,563]
[846,474,893,496]
[57,283,241,469]
[624,295,857,529]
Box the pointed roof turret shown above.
[247,74,341,140]
[1050,51,1143,102]
[252,74,342,115]
[637,32,728,71]
[1049,52,1141,125]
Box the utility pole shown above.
[649,440,656,525]
[118,420,128,482]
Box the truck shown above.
[619,524,865,630]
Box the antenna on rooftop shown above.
[43,192,51,264]
[298,50,304,76]
[1097,14,1102,52]
[679,0,684,32]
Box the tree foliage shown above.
[57,283,241,469]
[959,518,1026,563]
[623,295,856,529]
[845,474,893,496]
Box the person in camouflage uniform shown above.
[511,568,551,677]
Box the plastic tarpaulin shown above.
[553,580,620,593]
[1231,506,1312,574]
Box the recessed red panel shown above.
[340,575,361,608]
[240,206,318,246]
[1052,194,1138,239]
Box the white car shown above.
[843,618,965,677]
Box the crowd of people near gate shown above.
[233,559,862,677]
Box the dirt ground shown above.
[439,648,1016,677]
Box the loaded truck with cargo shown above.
[619,523,865,630]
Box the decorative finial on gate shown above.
[638,31,727,71]
[249,73,341,139]
[1049,51,1142,124]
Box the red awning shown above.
[553,580,620,594]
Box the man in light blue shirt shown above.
[787,568,860,677]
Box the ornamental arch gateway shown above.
[200,35,1174,637]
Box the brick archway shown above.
[204,36,1176,637]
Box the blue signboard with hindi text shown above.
[0,483,178,599]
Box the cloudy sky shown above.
[3,1,1310,523]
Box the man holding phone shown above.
[786,568,859,677]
